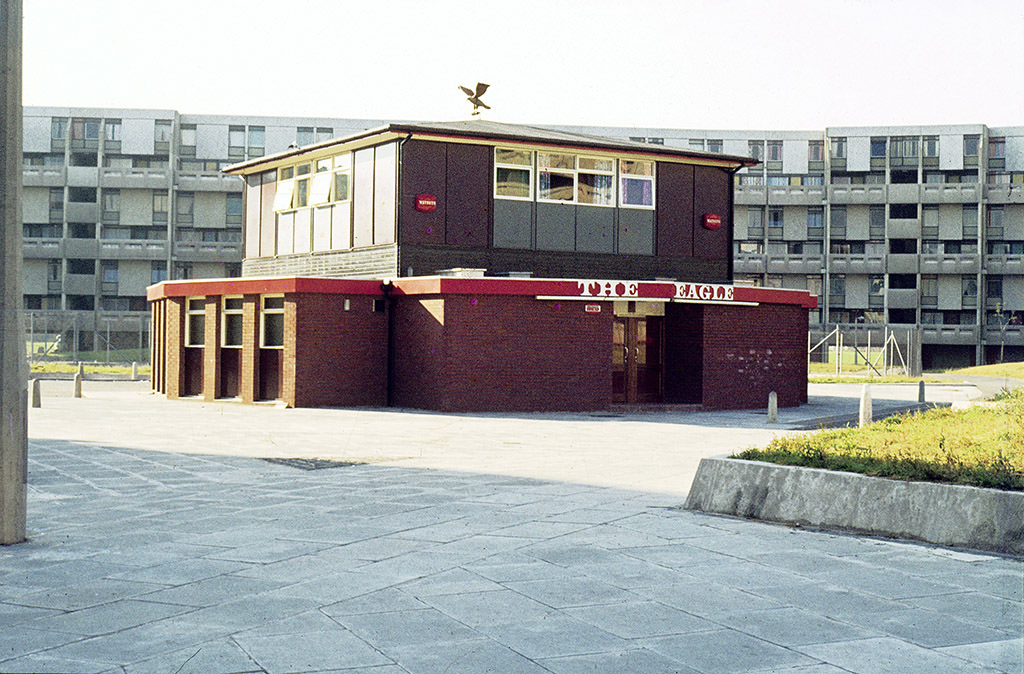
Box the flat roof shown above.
[224,119,760,175]
[148,275,816,309]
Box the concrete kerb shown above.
[686,456,1024,556]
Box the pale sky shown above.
[21,0,1024,130]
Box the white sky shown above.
[22,0,1024,130]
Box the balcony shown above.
[176,170,241,192]
[22,166,65,187]
[99,167,171,190]
[985,184,1024,204]
[887,218,921,239]
[921,325,979,344]
[733,253,765,274]
[99,240,169,260]
[63,274,96,295]
[920,183,982,204]
[886,288,919,309]
[828,253,885,274]
[765,185,827,206]
[985,325,1024,345]
[886,254,919,274]
[22,238,62,259]
[887,184,920,202]
[173,241,243,263]
[828,184,886,204]
[64,238,100,258]
[65,201,99,222]
[919,254,981,274]
[67,166,99,187]
[766,254,822,274]
[983,254,1024,275]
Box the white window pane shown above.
[310,173,332,204]
[273,180,295,211]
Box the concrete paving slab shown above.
[0,381,1018,673]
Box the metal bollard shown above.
[73,372,82,399]
[918,380,925,403]
[30,379,41,408]
[859,383,872,427]
[767,391,778,423]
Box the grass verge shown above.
[735,387,1024,491]
[30,362,151,376]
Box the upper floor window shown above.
[748,140,764,161]
[923,136,939,158]
[104,120,121,142]
[963,135,980,157]
[766,141,783,162]
[988,137,1005,159]
[829,137,846,159]
[154,120,172,143]
[870,137,887,158]
[495,147,533,200]
[808,140,824,162]
[619,159,654,208]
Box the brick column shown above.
[239,295,258,403]
[165,297,185,399]
[202,297,219,402]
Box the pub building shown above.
[148,120,815,412]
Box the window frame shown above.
[221,295,244,349]
[185,297,206,348]
[494,147,535,202]
[260,294,285,349]
[618,158,655,210]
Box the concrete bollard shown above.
[918,380,926,403]
[30,379,41,408]
[767,391,778,423]
[859,383,872,427]
[76,362,84,377]
[131,361,138,381]
[73,372,82,399]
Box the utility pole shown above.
[1,0,28,544]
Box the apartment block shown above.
[21,108,1024,368]
[21,107,387,352]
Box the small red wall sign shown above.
[703,213,722,230]
[415,194,438,212]
[584,304,602,313]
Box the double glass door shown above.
[612,316,663,403]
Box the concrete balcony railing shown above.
[828,184,887,204]
[173,240,243,263]
[887,184,920,202]
[983,254,1024,275]
[828,253,885,274]
[885,253,919,274]
[63,238,100,258]
[766,254,823,274]
[22,238,62,258]
[985,184,1024,204]
[920,183,982,204]
[886,288,919,309]
[67,166,99,187]
[99,240,169,260]
[766,185,827,206]
[100,167,171,189]
[921,325,979,344]
[175,171,242,192]
[22,166,66,187]
[887,218,921,239]
[984,325,1024,345]
[919,254,981,274]
[63,274,97,295]
[733,256,766,274]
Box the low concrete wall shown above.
[686,457,1024,556]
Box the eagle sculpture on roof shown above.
[459,82,491,115]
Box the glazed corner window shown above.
[619,160,655,208]
[221,296,243,348]
[260,295,285,348]
[331,153,352,202]
[494,147,533,200]
[185,298,205,347]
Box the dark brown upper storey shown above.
[226,120,759,283]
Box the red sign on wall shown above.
[703,213,722,230]
[584,304,602,313]
[415,194,438,212]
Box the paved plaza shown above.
[0,380,1020,673]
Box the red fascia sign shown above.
[415,194,438,212]
[703,213,722,230]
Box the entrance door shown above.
[612,316,663,403]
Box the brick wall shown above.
[165,297,184,399]
[700,303,809,409]
[291,293,388,408]
[241,244,398,278]
[391,294,612,412]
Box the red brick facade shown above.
[150,277,814,413]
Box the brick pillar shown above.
[165,297,185,399]
[202,297,219,402]
[239,295,258,403]
[281,295,297,407]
